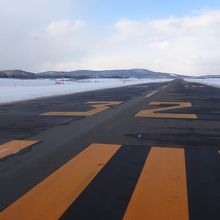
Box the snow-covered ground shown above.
[185,78,220,88]
[0,78,171,104]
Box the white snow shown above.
[0,78,171,104]
[185,78,220,88]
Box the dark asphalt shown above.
[1,79,220,219]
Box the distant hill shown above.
[38,69,177,79]
[193,75,220,79]
[1,69,219,79]
[0,70,36,79]
[0,68,188,79]
[39,70,220,79]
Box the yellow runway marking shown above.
[41,101,123,116]
[136,101,197,119]
[145,90,158,98]
[123,147,189,220]
[0,143,121,220]
[0,140,38,159]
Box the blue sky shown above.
[0,0,220,75]
[81,0,220,20]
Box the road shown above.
[0,79,220,220]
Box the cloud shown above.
[28,19,89,71]
[80,10,220,75]
[150,41,170,49]
[0,18,88,72]
[0,5,220,75]
[47,20,87,37]
[0,0,85,72]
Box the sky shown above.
[0,0,220,75]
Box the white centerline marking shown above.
[146,90,158,98]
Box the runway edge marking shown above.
[0,143,121,220]
[123,147,189,220]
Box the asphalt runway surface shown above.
[0,79,220,220]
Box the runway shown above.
[1,79,220,220]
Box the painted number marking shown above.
[136,101,197,119]
[41,101,123,117]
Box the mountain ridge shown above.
[0,70,36,79]
[2,68,217,79]
[0,69,184,79]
